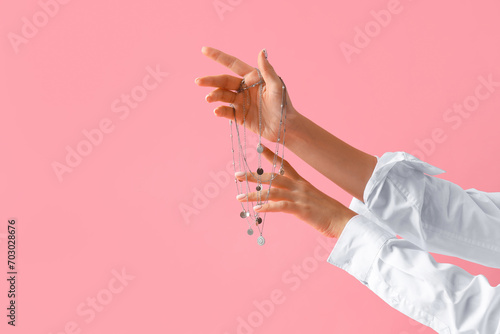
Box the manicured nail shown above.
[195,77,200,83]
[263,49,268,60]
[213,108,218,115]
[235,171,245,177]
[253,205,262,211]
[205,94,210,102]
[236,194,246,200]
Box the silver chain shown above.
[229,68,288,246]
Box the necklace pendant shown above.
[257,236,265,246]
[240,211,248,218]
[247,228,254,236]
[257,168,264,175]
[279,167,285,175]
[256,144,264,153]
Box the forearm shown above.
[285,110,377,202]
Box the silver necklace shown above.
[229,69,288,246]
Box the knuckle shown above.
[279,201,288,211]
[228,57,237,69]
[294,181,307,193]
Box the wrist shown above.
[330,207,358,239]
[283,108,308,148]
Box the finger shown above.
[213,105,237,120]
[259,145,302,181]
[257,49,281,92]
[235,171,293,190]
[201,46,254,77]
[213,104,246,124]
[206,88,237,104]
[195,74,243,91]
[254,201,298,214]
[237,187,293,202]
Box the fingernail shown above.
[263,49,268,60]
[213,108,218,115]
[205,94,210,102]
[236,194,246,200]
[254,205,263,211]
[195,77,200,83]
[235,171,245,177]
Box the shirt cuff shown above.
[327,214,396,285]
[363,151,445,205]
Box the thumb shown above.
[257,49,280,92]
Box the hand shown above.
[195,46,300,143]
[235,145,357,239]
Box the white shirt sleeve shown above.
[328,214,500,334]
[349,151,500,269]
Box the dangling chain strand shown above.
[230,68,287,245]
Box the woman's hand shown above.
[235,145,357,239]
[195,46,300,143]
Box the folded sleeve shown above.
[328,214,500,334]
[349,151,500,269]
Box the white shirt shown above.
[327,151,500,334]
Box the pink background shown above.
[1,0,500,333]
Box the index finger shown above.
[201,46,254,77]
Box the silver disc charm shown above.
[257,236,265,246]
[240,211,247,218]
[279,167,285,175]
[247,228,254,236]
[256,144,264,153]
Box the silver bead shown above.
[256,144,264,153]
